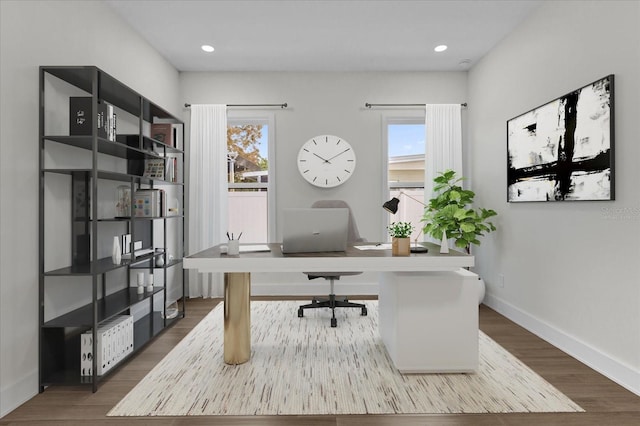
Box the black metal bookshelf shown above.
[39,66,186,392]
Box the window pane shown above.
[228,189,268,243]
[227,122,269,243]
[387,123,425,241]
[388,123,425,184]
[227,124,268,183]
[389,188,424,241]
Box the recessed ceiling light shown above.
[434,45,448,53]
[201,45,215,53]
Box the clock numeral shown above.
[312,139,317,145]
[299,159,307,162]
[344,169,351,174]
[347,159,354,162]
[303,148,309,152]
[325,137,328,143]
[336,139,341,145]
[337,176,341,182]
[303,169,309,174]
[313,176,317,182]
[325,179,328,185]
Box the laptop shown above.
[281,208,349,253]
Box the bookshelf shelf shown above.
[40,312,178,386]
[42,168,184,186]
[42,287,164,328]
[44,135,163,160]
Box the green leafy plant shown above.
[422,169,497,253]
[387,221,414,238]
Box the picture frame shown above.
[143,159,165,179]
[507,75,614,202]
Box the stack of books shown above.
[80,315,133,376]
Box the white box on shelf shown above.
[80,315,133,376]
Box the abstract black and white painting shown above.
[507,75,614,202]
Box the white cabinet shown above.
[379,268,479,373]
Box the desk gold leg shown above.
[223,272,251,364]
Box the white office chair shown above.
[297,200,368,327]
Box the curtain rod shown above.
[365,102,467,108]
[184,103,288,109]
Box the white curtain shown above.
[425,104,463,199]
[188,104,228,298]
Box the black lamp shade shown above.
[382,197,400,214]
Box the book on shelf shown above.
[165,157,179,182]
[150,123,173,146]
[133,189,167,217]
[121,247,154,260]
[105,104,116,141]
[172,123,183,150]
[69,97,116,141]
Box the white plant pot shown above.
[477,277,486,304]
[439,231,449,254]
[111,236,121,264]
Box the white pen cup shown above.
[227,239,240,255]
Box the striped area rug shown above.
[108,301,583,416]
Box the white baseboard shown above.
[484,293,640,397]
[1,370,38,418]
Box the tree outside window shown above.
[227,124,268,184]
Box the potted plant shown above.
[387,221,414,256]
[422,170,497,303]
[422,169,497,254]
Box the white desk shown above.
[184,242,478,372]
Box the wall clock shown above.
[297,135,356,188]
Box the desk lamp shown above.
[382,192,429,253]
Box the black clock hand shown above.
[313,152,331,163]
[327,148,350,161]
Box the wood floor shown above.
[2,296,639,426]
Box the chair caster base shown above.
[331,317,337,328]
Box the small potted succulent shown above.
[387,221,414,256]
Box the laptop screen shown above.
[281,208,349,253]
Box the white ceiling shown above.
[105,0,541,72]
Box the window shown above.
[226,113,274,243]
[385,116,425,241]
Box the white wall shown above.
[180,71,467,293]
[181,71,467,240]
[0,0,180,416]
[468,0,640,394]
